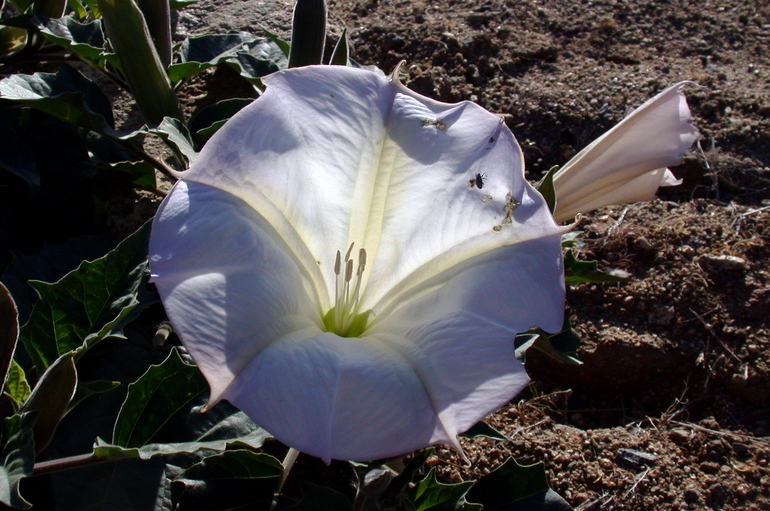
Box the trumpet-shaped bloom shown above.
[551,82,700,223]
[149,65,567,462]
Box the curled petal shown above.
[552,82,700,223]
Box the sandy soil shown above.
[162,0,769,509]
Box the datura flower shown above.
[149,65,568,463]
[551,82,700,223]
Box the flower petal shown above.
[221,235,563,463]
[149,180,319,404]
[552,82,699,222]
[178,65,565,310]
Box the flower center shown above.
[322,243,372,337]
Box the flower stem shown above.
[277,447,300,494]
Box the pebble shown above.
[669,428,691,444]
[684,488,702,503]
[698,254,748,271]
[616,448,658,470]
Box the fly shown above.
[468,172,487,189]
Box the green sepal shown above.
[535,165,558,215]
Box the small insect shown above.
[421,117,446,130]
[468,172,487,189]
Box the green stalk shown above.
[96,0,183,125]
[136,0,172,68]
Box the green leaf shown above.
[0,282,19,387]
[94,425,271,461]
[466,458,573,511]
[536,165,558,215]
[150,116,197,167]
[224,38,287,85]
[329,27,348,66]
[170,32,255,83]
[0,412,36,509]
[388,447,433,496]
[174,450,283,511]
[405,468,481,511]
[0,64,114,133]
[27,15,117,70]
[189,98,251,147]
[515,315,581,366]
[21,352,77,454]
[563,250,630,283]
[0,107,40,190]
[284,482,353,511]
[19,221,155,373]
[3,360,30,411]
[112,348,208,448]
[96,160,157,190]
[462,421,506,440]
[66,379,120,415]
[288,0,327,68]
[261,26,290,58]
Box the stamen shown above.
[326,245,369,336]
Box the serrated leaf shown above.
[462,421,506,440]
[284,482,353,511]
[112,348,207,448]
[466,458,570,511]
[3,360,30,411]
[563,250,630,283]
[0,64,114,133]
[21,352,77,454]
[174,450,283,511]
[150,117,197,167]
[405,467,480,511]
[19,222,155,373]
[0,412,36,509]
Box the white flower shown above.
[552,82,700,223]
[149,65,567,463]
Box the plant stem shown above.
[32,453,114,477]
[277,448,300,492]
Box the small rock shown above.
[684,488,702,504]
[700,461,721,474]
[698,254,748,271]
[608,268,632,279]
[616,448,658,470]
[668,428,691,444]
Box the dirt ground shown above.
[145,0,770,509]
